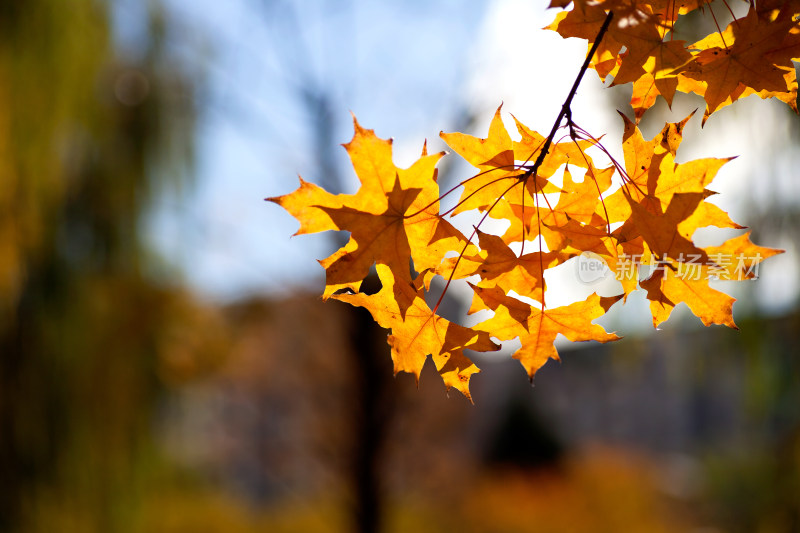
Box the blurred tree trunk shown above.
[344,279,396,533]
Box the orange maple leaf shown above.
[620,191,710,263]
[674,5,800,118]
[704,232,784,280]
[471,285,622,380]
[640,265,738,328]
[677,190,744,240]
[440,105,559,216]
[269,117,470,301]
[335,264,499,401]
[546,0,625,80]
[602,113,732,223]
[446,229,570,305]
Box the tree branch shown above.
[526,10,614,180]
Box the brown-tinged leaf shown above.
[456,230,569,304]
[674,5,800,118]
[620,191,709,262]
[546,0,625,80]
[271,116,471,301]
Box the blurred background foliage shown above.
[0,1,798,532]
[0,0,225,530]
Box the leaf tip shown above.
[701,110,711,127]
[599,293,624,311]
[463,389,475,405]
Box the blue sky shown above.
[144,0,493,300]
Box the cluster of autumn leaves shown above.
[550,0,800,121]
[270,0,796,400]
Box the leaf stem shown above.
[432,178,522,314]
[707,2,729,49]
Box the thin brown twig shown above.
[522,10,614,183]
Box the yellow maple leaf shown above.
[335,264,499,401]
